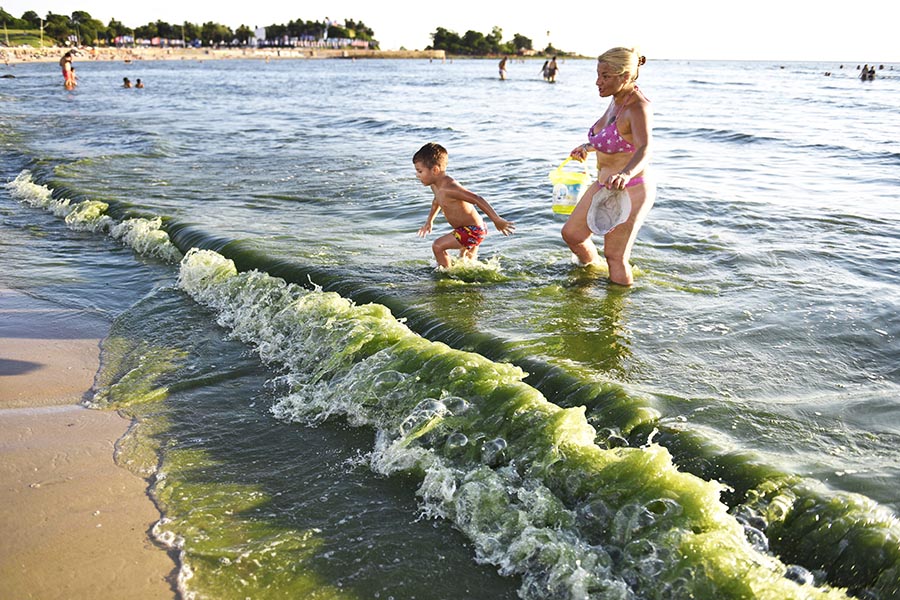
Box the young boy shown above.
[414,143,515,268]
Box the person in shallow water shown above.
[59,50,76,90]
[414,142,516,268]
[563,46,656,286]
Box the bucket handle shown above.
[552,156,590,176]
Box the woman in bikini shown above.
[59,51,76,90]
[562,47,654,286]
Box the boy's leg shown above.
[432,233,464,268]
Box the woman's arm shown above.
[608,102,653,189]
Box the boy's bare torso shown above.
[431,174,484,229]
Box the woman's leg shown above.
[561,181,603,265]
[603,180,656,285]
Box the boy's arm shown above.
[417,199,441,237]
[447,188,516,237]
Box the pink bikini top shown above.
[588,89,640,154]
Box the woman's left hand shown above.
[605,172,631,190]
[570,144,590,161]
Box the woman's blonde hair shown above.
[598,47,646,82]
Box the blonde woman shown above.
[562,47,655,286]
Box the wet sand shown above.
[0,288,176,599]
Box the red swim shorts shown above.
[453,225,487,249]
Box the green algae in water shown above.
[87,282,519,600]
[178,248,853,600]
[153,448,342,599]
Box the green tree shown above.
[21,10,41,28]
[43,12,70,43]
[69,11,91,44]
[430,27,463,54]
[266,23,285,42]
[134,22,157,39]
[462,30,489,55]
[429,25,538,55]
[1,7,26,28]
[155,20,174,39]
[200,21,233,45]
[107,18,131,37]
[344,19,375,41]
[235,24,253,44]
[511,33,532,52]
[183,22,201,44]
[487,26,503,53]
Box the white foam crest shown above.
[180,251,324,374]
[442,255,509,282]
[5,170,75,216]
[64,199,113,232]
[176,248,239,301]
[110,217,183,263]
[7,169,184,261]
[180,250,416,391]
[372,439,629,600]
[370,428,439,475]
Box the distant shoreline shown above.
[1,46,447,64]
[4,47,893,66]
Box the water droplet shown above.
[373,370,404,391]
[784,564,813,585]
[445,432,468,451]
[443,396,470,414]
[480,438,507,466]
[744,525,769,552]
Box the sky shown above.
[3,0,899,62]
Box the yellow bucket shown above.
[549,157,592,215]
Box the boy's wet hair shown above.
[413,142,448,169]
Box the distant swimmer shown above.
[498,56,508,80]
[59,50,75,90]
[135,78,144,88]
[546,56,559,83]
[123,77,132,88]
[413,142,515,269]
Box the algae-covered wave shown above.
[175,247,853,599]
[6,169,899,599]
[4,170,182,263]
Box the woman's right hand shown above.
[570,143,590,161]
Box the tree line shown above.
[427,26,566,56]
[0,7,377,47]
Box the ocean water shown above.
[2,57,899,599]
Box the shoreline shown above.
[0,287,176,598]
[1,45,446,64]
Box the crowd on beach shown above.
[2,45,147,64]
[0,45,442,66]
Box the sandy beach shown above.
[0,288,176,599]
[1,45,445,65]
